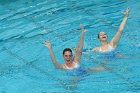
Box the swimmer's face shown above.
[98,32,108,41]
[63,51,73,63]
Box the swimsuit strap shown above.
[107,44,115,51]
[73,62,79,68]
[63,64,69,69]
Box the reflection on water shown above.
[0,0,19,5]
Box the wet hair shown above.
[98,33,100,39]
[63,48,72,55]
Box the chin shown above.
[103,39,107,41]
[66,60,70,62]
[102,38,107,41]
[68,60,72,62]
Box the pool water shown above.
[0,0,140,93]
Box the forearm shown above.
[49,47,62,68]
[111,16,128,46]
[74,31,85,63]
[77,31,85,50]
[118,16,128,33]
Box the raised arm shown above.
[45,40,63,69]
[110,8,129,48]
[73,24,87,63]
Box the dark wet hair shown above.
[63,48,72,55]
[98,33,100,39]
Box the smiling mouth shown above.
[66,60,71,64]
[66,59,70,62]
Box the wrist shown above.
[48,46,52,50]
[125,14,129,18]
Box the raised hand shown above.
[45,40,52,49]
[124,8,130,17]
[80,24,87,33]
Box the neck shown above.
[101,41,108,46]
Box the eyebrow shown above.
[100,33,106,35]
[100,34,106,35]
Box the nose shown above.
[67,56,71,58]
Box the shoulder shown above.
[55,64,65,69]
[109,42,117,49]
[61,64,67,69]
[91,47,100,52]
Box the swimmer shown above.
[91,8,130,53]
[45,24,87,70]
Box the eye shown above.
[64,55,68,57]
[69,55,72,57]
[64,55,72,57]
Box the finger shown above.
[126,7,130,11]
[125,7,130,13]
[45,40,50,43]
[80,24,84,29]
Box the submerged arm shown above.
[45,40,63,69]
[110,8,129,48]
[74,24,87,63]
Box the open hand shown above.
[124,8,130,17]
[80,24,87,33]
[45,40,52,49]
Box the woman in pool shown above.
[45,24,87,69]
[91,8,130,53]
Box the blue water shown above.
[0,0,140,93]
